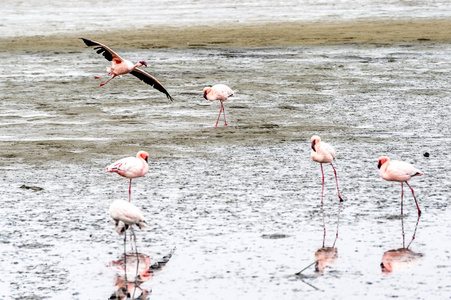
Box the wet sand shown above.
[2,17,451,166]
[4,18,451,52]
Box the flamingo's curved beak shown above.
[380,262,392,273]
[377,160,382,169]
[203,91,208,100]
[311,141,316,152]
[139,61,148,67]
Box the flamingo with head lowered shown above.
[109,199,147,235]
[310,135,344,203]
[378,156,423,215]
[203,84,234,127]
[81,38,174,101]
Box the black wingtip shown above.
[80,38,98,47]
[81,38,93,46]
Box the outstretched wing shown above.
[130,68,174,101]
[81,38,124,63]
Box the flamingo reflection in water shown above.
[108,251,174,299]
[314,199,342,274]
[296,200,343,275]
[381,214,424,274]
[314,247,338,274]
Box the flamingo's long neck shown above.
[379,162,390,179]
[133,62,145,70]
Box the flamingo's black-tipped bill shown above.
[311,141,316,152]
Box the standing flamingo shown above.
[203,84,234,127]
[109,199,148,235]
[378,156,423,215]
[311,135,344,203]
[81,38,174,101]
[109,199,147,288]
[106,151,149,202]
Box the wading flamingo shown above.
[378,156,423,215]
[81,38,173,101]
[106,151,149,202]
[203,84,234,127]
[109,199,147,287]
[311,135,344,203]
[109,199,147,235]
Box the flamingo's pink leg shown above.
[128,178,132,203]
[406,181,421,215]
[401,190,406,247]
[321,164,325,204]
[215,104,223,127]
[401,182,404,216]
[100,74,116,86]
[222,102,228,126]
[330,162,343,202]
[95,72,110,79]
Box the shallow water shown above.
[1,1,451,300]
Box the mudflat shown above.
[2,14,451,299]
[4,18,451,51]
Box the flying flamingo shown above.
[106,151,149,202]
[310,135,344,203]
[81,38,174,101]
[378,156,423,215]
[203,84,234,127]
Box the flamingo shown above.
[109,199,147,235]
[81,38,174,101]
[203,84,234,127]
[310,135,344,203]
[378,156,423,215]
[109,199,147,288]
[106,151,149,202]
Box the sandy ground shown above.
[3,19,451,51]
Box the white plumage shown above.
[109,200,147,234]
